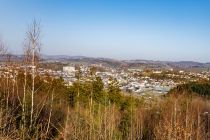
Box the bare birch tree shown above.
[25,19,41,129]
[0,39,7,56]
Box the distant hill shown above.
[42,55,89,60]
[41,55,210,70]
[1,54,210,70]
[0,54,22,62]
[168,61,208,68]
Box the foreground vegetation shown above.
[0,67,210,139]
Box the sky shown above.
[0,0,210,62]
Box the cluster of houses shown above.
[61,65,179,95]
[0,64,209,96]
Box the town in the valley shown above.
[1,58,209,97]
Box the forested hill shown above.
[169,82,210,97]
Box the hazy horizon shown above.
[0,0,210,62]
[32,54,210,63]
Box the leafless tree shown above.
[0,39,7,56]
[25,19,41,129]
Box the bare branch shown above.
[25,19,42,64]
[0,39,7,56]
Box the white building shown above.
[63,66,76,77]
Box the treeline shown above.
[169,82,210,97]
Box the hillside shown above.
[169,82,210,97]
[41,55,210,70]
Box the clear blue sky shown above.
[0,0,210,62]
